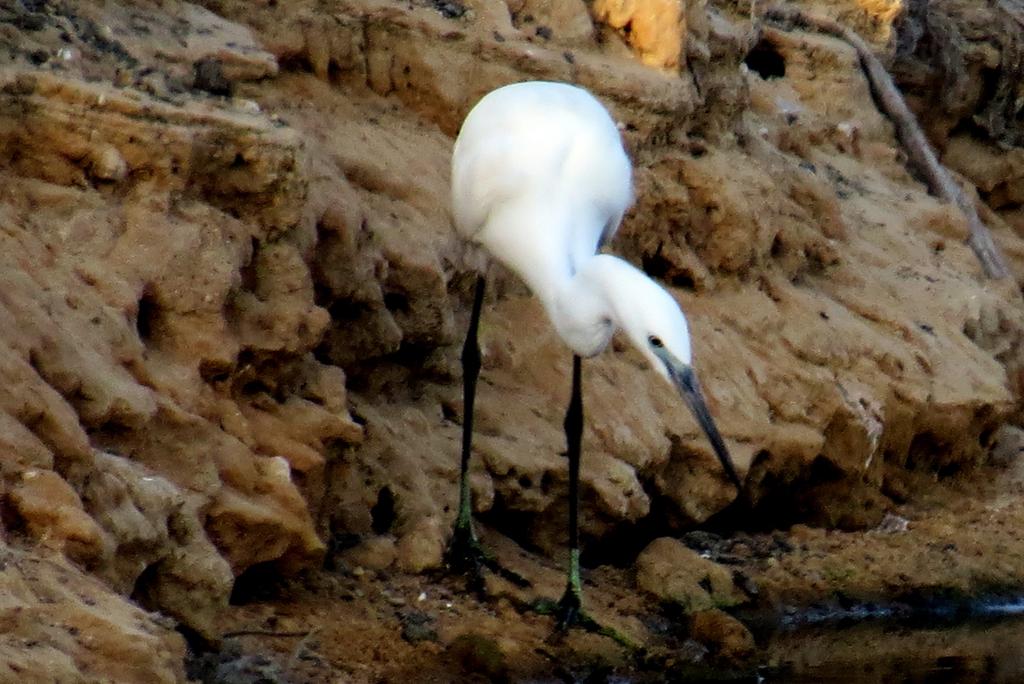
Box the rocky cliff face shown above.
[1,0,1023,679]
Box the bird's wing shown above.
[596,210,625,252]
[450,135,542,239]
[451,81,633,252]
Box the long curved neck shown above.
[548,254,638,358]
[477,201,636,357]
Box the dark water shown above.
[756,600,1024,683]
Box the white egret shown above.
[448,80,743,628]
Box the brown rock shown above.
[88,144,128,182]
[888,0,1024,149]
[7,469,111,567]
[341,535,398,571]
[789,523,826,544]
[689,608,756,663]
[0,55,349,630]
[396,517,446,573]
[0,544,187,683]
[206,463,326,575]
[591,0,686,69]
[448,632,510,682]
[944,136,1024,210]
[990,425,1024,467]
[635,537,746,611]
[82,451,233,639]
[514,0,595,45]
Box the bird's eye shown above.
[648,335,664,348]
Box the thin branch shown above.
[222,629,312,639]
[762,6,1011,280]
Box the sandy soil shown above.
[1,0,1024,680]
[185,454,1024,682]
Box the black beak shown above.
[669,363,743,494]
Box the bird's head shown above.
[613,270,744,494]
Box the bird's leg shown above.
[446,275,487,579]
[556,354,585,630]
[445,277,532,591]
[456,275,487,534]
[538,357,633,646]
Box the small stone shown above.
[233,98,262,115]
[448,633,508,681]
[730,542,751,557]
[193,57,232,96]
[677,638,710,663]
[396,517,444,573]
[635,537,746,611]
[401,611,438,643]
[789,524,825,543]
[876,512,909,533]
[339,535,397,571]
[90,145,128,182]
[433,0,465,18]
[990,425,1024,466]
[689,609,755,663]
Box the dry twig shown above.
[763,6,1011,279]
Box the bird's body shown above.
[447,81,741,630]
[451,81,635,357]
[451,81,631,262]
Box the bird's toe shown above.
[445,525,531,593]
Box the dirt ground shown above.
[185,452,1024,683]
[3,0,1024,681]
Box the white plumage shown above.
[451,80,693,378]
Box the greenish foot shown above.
[530,595,638,650]
[530,550,638,650]
[445,519,531,590]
